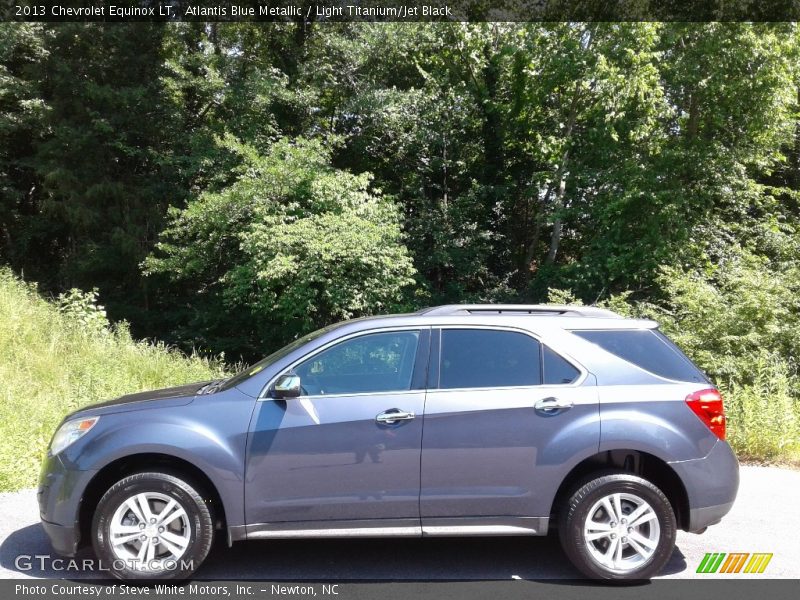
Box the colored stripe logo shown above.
[697,553,773,574]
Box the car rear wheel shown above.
[558,473,677,580]
[92,472,213,580]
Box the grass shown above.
[721,357,800,467]
[0,269,227,491]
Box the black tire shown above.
[558,472,677,581]
[92,472,214,581]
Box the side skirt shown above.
[422,516,548,536]
[243,517,548,540]
[247,518,421,539]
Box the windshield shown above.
[217,324,339,392]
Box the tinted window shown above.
[218,324,337,392]
[572,329,707,383]
[440,329,541,389]
[293,331,420,396]
[543,346,580,384]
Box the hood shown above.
[64,381,209,420]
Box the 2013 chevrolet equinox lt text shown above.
[38,304,739,581]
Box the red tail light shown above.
[685,388,726,440]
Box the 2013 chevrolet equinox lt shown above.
[39,304,739,581]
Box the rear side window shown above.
[572,329,707,383]
[440,329,541,389]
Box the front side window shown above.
[218,323,338,392]
[292,330,420,396]
[439,329,542,389]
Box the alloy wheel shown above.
[582,492,661,574]
[108,492,191,571]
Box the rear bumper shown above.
[689,501,735,531]
[669,439,739,532]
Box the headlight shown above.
[49,417,99,456]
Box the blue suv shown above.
[39,304,739,581]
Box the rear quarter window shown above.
[571,329,708,383]
[543,346,581,384]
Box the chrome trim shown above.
[244,517,550,539]
[246,518,422,539]
[271,389,424,401]
[376,409,415,424]
[534,397,574,412]
[259,323,593,400]
[421,516,548,536]
[434,324,589,389]
[248,527,422,539]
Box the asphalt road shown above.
[1,465,797,580]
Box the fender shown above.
[59,388,256,530]
[599,397,717,462]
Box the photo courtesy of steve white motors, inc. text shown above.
[14,583,338,597]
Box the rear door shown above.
[420,326,599,532]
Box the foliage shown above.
[0,268,227,491]
[634,251,800,462]
[722,357,800,461]
[55,288,111,337]
[3,22,800,351]
[647,258,800,386]
[0,24,49,264]
[144,137,416,356]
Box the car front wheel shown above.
[558,472,677,580]
[92,472,214,580]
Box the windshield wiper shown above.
[198,378,227,395]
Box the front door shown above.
[420,327,599,533]
[245,328,428,531]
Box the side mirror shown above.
[273,373,301,399]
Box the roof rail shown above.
[417,304,621,318]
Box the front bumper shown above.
[40,519,80,557]
[669,439,740,532]
[38,452,97,557]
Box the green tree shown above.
[144,137,416,358]
[567,23,798,298]
[0,24,49,267]
[31,25,184,307]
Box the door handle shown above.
[534,397,574,412]
[376,409,415,424]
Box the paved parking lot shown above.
[1,465,797,580]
